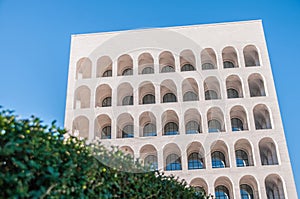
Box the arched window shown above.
[248,74,266,97]
[166,154,181,170]
[144,155,158,170]
[240,184,254,199]
[122,124,134,138]
[164,122,178,135]
[143,123,157,136]
[260,148,278,166]
[227,88,239,99]
[163,93,177,103]
[101,126,111,139]
[103,70,112,77]
[202,63,215,70]
[161,65,175,73]
[211,151,226,168]
[188,152,204,170]
[186,121,201,134]
[208,119,222,133]
[223,61,235,68]
[102,97,112,107]
[236,150,249,167]
[231,118,244,131]
[183,91,198,101]
[244,45,260,67]
[253,105,272,130]
[122,68,133,76]
[122,96,133,106]
[142,67,154,74]
[205,90,218,100]
[181,64,195,71]
[142,94,155,104]
[215,185,230,199]
[195,186,206,196]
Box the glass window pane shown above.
[186,120,201,134]
[122,124,134,138]
[161,65,175,73]
[223,61,235,68]
[183,91,198,101]
[102,70,112,77]
[231,118,244,131]
[122,95,133,105]
[235,150,249,167]
[142,94,155,104]
[227,88,239,98]
[212,151,226,168]
[122,68,133,76]
[142,66,154,74]
[188,152,204,169]
[202,63,215,70]
[166,154,181,171]
[181,64,195,71]
[205,90,218,100]
[163,93,177,103]
[208,119,222,133]
[102,97,112,107]
[143,123,157,136]
[101,126,111,139]
[164,122,178,135]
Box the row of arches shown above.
[190,174,285,199]
[74,73,266,109]
[76,45,261,79]
[116,138,279,172]
[72,104,272,139]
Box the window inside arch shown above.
[255,115,271,130]
[194,186,206,197]
[143,123,157,136]
[235,150,249,167]
[122,124,134,138]
[231,118,244,131]
[161,65,175,73]
[122,95,133,106]
[186,120,201,134]
[215,185,230,199]
[102,70,112,77]
[142,94,155,104]
[163,93,177,103]
[188,152,204,170]
[101,126,111,139]
[122,68,133,76]
[205,90,218,100]
[223,61,235,68]
[249,79,266,97]
[181,64,195,72]
[166,153,181,171]
[142,66,154,74]
[240,184,254,199]
[183,91,198,102]
[102,97,112,107]
[211,151,226,168]
[227,88,239,99]
[260,147,278,166]
[202,63,215,70]
[164,122,179,135]
[208,119,222,133]
[266,182,281,199]
[144,155,158,171]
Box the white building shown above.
[64,20,297,198]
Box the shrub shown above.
[0,109,209,198]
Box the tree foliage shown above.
[0,109,209,198]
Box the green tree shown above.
[0,109,210,198]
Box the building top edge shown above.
[71,19,262,38]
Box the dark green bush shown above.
[0,109,209,198]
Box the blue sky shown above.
[0,0,299,195]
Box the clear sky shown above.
[0,0,299,195]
